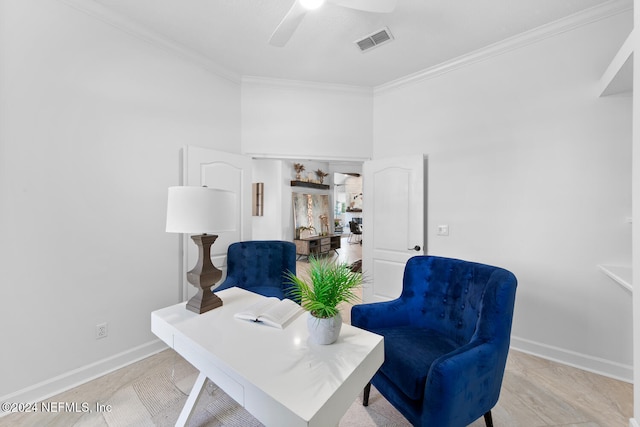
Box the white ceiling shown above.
[86,0,619,87]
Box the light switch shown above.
[437,225,449,236]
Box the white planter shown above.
[307,312,342,345]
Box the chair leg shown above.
[483,411,493,427]
[363,382,371,406]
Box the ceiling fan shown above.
[269,0,398,47]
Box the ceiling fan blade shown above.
[328,0,397,13]
[269,1,308,47]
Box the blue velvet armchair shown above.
[214,240,298,301]
[351,256,517,427]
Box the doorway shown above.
[333,172,363,236]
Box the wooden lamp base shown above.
[186,289,223,314]
[186,234,224,314]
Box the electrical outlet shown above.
[96,323,108,339]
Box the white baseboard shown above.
[511,336,633,383]
[0,339,167,418]
[629,418,639,427]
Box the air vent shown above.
[355,27,393,52]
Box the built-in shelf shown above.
[290,180,330,190]
[598,265,632,293]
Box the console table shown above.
[151,287,384,427]
[294,234,341,259]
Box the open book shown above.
[234,297,303,329]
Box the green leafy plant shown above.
[286,257,362,319]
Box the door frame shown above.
[362,154,427,302]
[180,146,252,301]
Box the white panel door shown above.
[183,146,252,301]
[362,155,426,302]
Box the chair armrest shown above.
[351,299,412,330]
[422,341,507,426]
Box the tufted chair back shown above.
[351,255,517,427]
[214,240,298,302]
[401,256,511,346]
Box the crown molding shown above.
[56,0,632,93]
[375,0,633,94]
[246,152,371,163]
[597,28,634,96]
[242,76,373,95]
[57,0,241,84]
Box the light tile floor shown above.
[0,347,630,427]
[0,238,632,426]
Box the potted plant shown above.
[314,168,329,184]
[286,257,362,344]
[293,163,305,180]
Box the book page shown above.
[258,299,303,329]
[233,297,279,322]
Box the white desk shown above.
[151,287,384,427]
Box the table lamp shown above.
[166,186,236,314]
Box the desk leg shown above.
[176,371,208,427]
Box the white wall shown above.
[242,77,372,242]
[251,159,287,240]
[251,159,339,241]
[374,11,633,380]
[1,0,634,408]
[0,0,240,400]
[241,77,373,160]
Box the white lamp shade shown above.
[166,186,237,234]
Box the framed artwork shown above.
[292,193,330,238]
